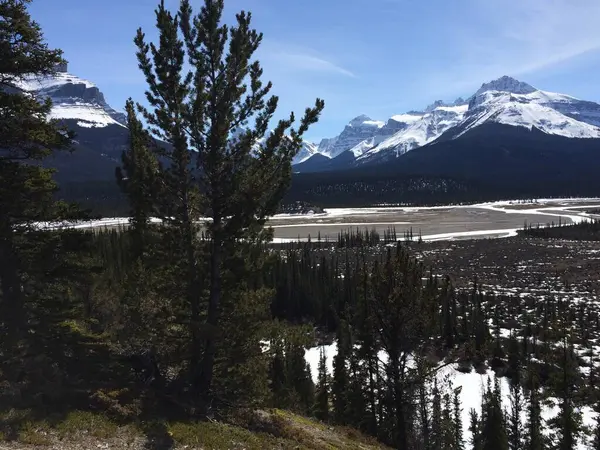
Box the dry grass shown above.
[0,408,390,450]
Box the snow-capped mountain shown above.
[312,113,425,161]
[450,90,600,140]
[15,63,126,129]
[356,104,468,164]
[293,141,321,165]
[317,115,387,159]
[295,75,600,171]
[246,129,321,165]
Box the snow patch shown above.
[50,104,125,128]
[390,113,423,124]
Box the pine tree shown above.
[332,318,350,424]
[369,244,440,449]
[453,386,464,450]
[417,361,432,450]
[269,339,287,404]
[526,366,544,450]
[592,402,600,450]
[355,255,379,435]
[284,338,314,414]
[0,0,86,356]
[507,379,524,450]
[552,338,581,450]
[469,408,482,450]
[116,98,159,260]
[431,380,443,450]
[347,349,368,431]
[440,389,458,450]
[481,379,509,450]
[314,346,330,422]
[133,0,324,411]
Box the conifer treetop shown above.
[133,0,324,228]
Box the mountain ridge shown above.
[14,66,600,208]
[295,75,600,172]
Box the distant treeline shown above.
[59,172,600,217]
[287,169,600,208]
[519,218,600,241]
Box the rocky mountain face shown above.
[317,115,387,159]
[295,75,600,172]
[16,63,126,128]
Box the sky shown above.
[30,0,600,143]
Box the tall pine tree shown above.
[314,346,330,422]
[132,0,324,411]
[0,0,85,358]
[116,98,159,261]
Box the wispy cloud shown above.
[259,41,356,79]
[272,52,356,78]
[419,0,600,97]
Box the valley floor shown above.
[269,198,599,242]
[49,197,600,242]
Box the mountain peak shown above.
[425,100,447,112]
[475,75,536,96]
[54,61,68,73]
[349,114,373,126]
[17,68,126,128]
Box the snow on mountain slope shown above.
[292,141,322,165]
[49,104,124,128]
[353,76,600,165]
[457,89,600,139]
[513,90,600,128]
[304,114,424,164]
[297,75,600,171]
[15,64,126,129]
[318,115,388,159]
[347,138,377,157]
[390,113,423,124]
[247,129,321,165]
[357,104,469,162]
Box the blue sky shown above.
[30,0,600,142]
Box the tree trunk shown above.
[390,351,407,449]
[197,223,222,412]
[367,354,378,435]
[0,230,24,347]
[420,378,430,450]
[395,377,407,449]
[186,217,202,391]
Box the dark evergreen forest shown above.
[520,218,600,241]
